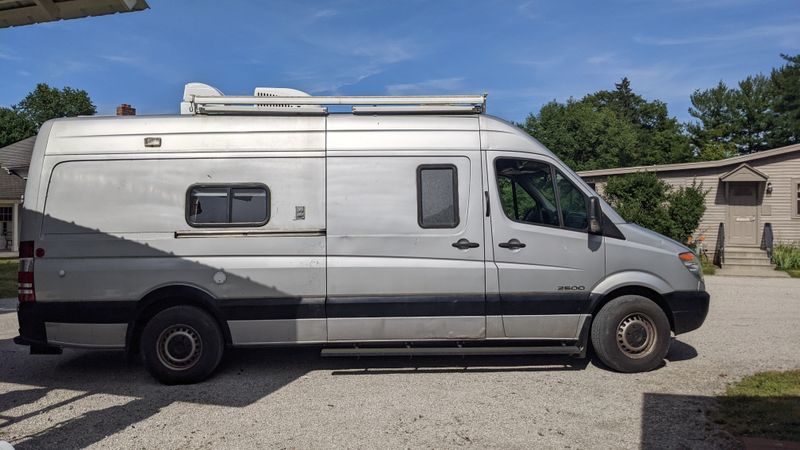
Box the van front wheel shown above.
[141,305,224,384]
[590,295,671,373]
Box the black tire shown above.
[590,295,671,373]
[140,305,224,384]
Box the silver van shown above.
[15,83,709,384]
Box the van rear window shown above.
[417,165,459,228]
[187,184,269,227]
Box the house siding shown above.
[582,151,800,261]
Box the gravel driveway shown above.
[0,275,798,449]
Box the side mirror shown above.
[588,196,603,234]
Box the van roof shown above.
[37,112,555,159]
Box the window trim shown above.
[416,164,460,229]
[793,178,800,219]
[186,183,271,228]
[493,156,590,234]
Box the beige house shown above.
[579,143,800,274]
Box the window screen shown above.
[417,165,459,228]
[188,185,269,227]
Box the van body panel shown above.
[326,316,485,341]
[15,112,708,353]
[43,115,325,154]
[228,318,327,345]
[326,146,486,340]
[45,322,127,348]
[486,150,605,339]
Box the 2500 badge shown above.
[557,285,585,291]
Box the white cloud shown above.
[512,57,563,68]
[386,77,466,95]
[586,53,616,65]
[516,0,540,19]
[311,9,338,20]
[635,23,800,46]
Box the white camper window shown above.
[187,184,270,227]
[417,165,459,228]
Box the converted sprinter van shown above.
[15,83,709,384]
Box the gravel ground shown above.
[0,275,798,449]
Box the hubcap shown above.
[616,313,657,359]
[156,325,202,371]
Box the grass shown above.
[700,254,717,275]
[701,259,717,275]
[773,243,800,270]
[787,269,800,278]
[710,370,800,442]
[0,259,17,298]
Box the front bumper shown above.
[664,290,710,335]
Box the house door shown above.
[728,182,758,246]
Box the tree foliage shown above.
[689,54,800,157]
[0,83,95,148]
[602,172,707,244]
[523,78,692,171]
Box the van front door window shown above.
[495,158,559,227]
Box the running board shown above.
[321,346,582,357]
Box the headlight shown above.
[679,252,702,278]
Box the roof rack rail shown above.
[180,83,487,116]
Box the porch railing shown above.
[761,222,774,260]
[714,222,725,266]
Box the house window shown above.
[795,179,800,218]
[187,184,269,227]
[0,207,11,222]
[417,165,459,228]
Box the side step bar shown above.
[321,346,582,357]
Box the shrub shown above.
[603,172,707,244]
[772,243,800,270]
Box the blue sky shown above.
[1,0,798,123]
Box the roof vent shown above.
[254,87,325,112]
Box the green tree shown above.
[602,172,707,244]
[689,54,800,156]
[523,78,692,170]
[524,99,638,171]
[771,54,800,146]
[0,107,36,149]
[0,83,96,147]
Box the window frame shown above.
[185,183,271,228]
[793,178,800,219]
[493,156,590,233]
[416,164,460,229]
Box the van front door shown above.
[487,152,604,339]
[326,150,486,341]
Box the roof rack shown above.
[180,83,487,116]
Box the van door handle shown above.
[452,239,480,250]
[499,239,526,250]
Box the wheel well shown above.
[590,286,675,332]
[126,285,232,354]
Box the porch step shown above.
[715,266,790,278]
[723,256,775,266]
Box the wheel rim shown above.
[156,324,202,371]
[616,313,657,359]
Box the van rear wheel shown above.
[141,305,224,384]
[590,295,670,373]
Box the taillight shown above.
[19,240,35,302]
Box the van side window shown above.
[187,185,269,227]
[555,172,588,230]
[495,159,559,227]
[417,165,459,228]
